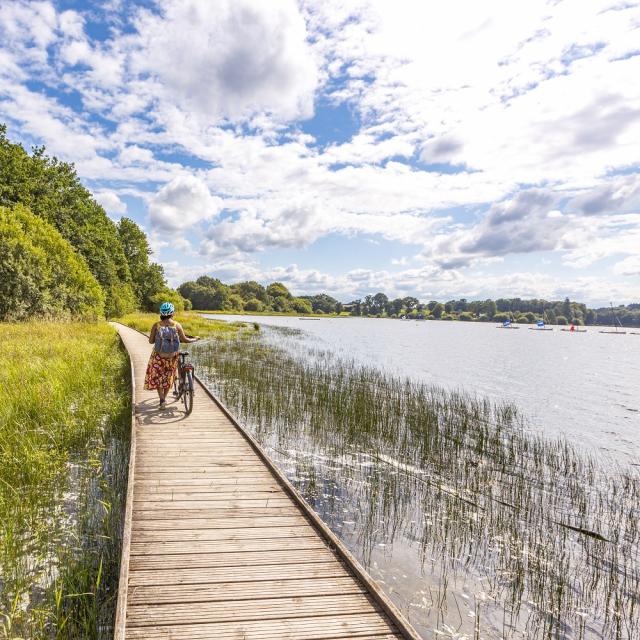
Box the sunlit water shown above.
[206,315,640,466]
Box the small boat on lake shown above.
[561,324,587,333]
[497,319,519,329]
[529,314,553,331]
[599,303,627,334]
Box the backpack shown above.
[155,324,180,358]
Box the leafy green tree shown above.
[266,282,292,298]
[227,294,244,311]
[232,281,268,302]
[0,204,104,320]
[0,125,136,316]
[117,217,166,309]
[291,298,313,314]
[402,296,418,311]
[178,278,229,310]
[556,315,569,325]
[432,303,445,318]
[372,292,388,314]
[244,298,264,312]
[148,288,189,312]
[301,294,338,313]
[562,297,573,323]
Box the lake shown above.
[206,315,640,466]
[195,314,640,638]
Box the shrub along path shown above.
[112,322,418,640]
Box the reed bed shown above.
[193,326,639,639]
[0,322,130,639]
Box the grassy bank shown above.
[115,311,249,337]
[193,327,640,639]
[0,322,130,639]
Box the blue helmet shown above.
[159,302,175,316]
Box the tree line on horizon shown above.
[0,124,184,321]
[177,275,640,327]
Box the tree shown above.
[562,297,573,323]
[291,298,312,314]
[117,218,166,309]
[402,296,418,311]
[301,294,338,314]
[178,278,229,310]
[0,204,104,320]
[244,298,263,312]
[432,303,445,318]
[0,125,136,316]
[266,282,292,299]
[231,281,268,302]
[483,300,497,318]
[148,288,189,312]
[556,315,569,325]
[373,292,389,315]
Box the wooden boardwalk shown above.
[113,323,420,640]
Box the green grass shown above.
[114,311,250,337]
[0,321,130,639]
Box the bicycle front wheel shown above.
[183,370,194,415]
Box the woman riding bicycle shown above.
[144,302,199,409]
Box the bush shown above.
[148,288,189,313]
[291,297,313,314]
[0,205,104,320]
[244,298,264,312]
[459,312,474,321]
[556,315,568,325]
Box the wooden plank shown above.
[131,515,308,531]
[130,537,326,556]
[131,525,317,542]
[129,548,337,571]
[125,613,399,639]
[128,562,349,587]
[128,576,364,604]
[126,593,379,626]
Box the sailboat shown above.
[497,319,520,329]
[529,310,553,331]
[599,303,627,335]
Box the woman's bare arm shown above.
[176,322,198,343]
[148,322,157,344]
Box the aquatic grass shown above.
[193,326,640,639]
[0,321,130,638]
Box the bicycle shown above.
[173,351,195,415]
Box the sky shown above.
[1,0,639,305]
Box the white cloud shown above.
[129,0,318,123]
[94,190,126,215]
[613,255,640,276]
[148,175,222,230]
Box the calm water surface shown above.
[207,315,640,465]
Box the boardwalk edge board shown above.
[111,322,421,640]
[111,326,137,640]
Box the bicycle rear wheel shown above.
[183,370,194,415]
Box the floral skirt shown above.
[144,351,179,392]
